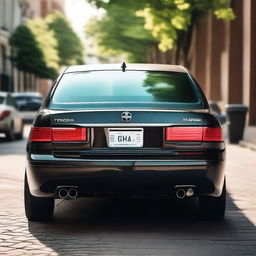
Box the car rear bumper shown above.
[26,154,225,198]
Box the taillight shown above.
[29,127,52,141]
[0,110,10,119]
[52,128,87,142]
[166,127,203,141]
[165,127,223,142]
[203,127,222,141]
[29,127,87,142]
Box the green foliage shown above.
[137,0,235,52]
[10,24,58,79]
[214,8,235,20]
[46,11,84,66]
[10,11,83,79]
[88,0,235,53]
[27,18,59,77]
[85,2,157,62]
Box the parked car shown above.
[13,92,42,111]
[25,63,226,221]
[0,92,24,140]
[12,92,43,123]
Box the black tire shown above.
[5,123,15,141]
[24,173,54,221]
[199,179,226,220]
[16,121,24,140]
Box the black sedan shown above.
[25,63,226,221]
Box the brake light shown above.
[166,127,203,141]
[0,110,10,119]
[203,127,222,141]
[29,127,87,142]
[29,127,52,141]
[165,127,223,142]
[52,128,87,141]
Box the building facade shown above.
[26,0,66,96]
[28,0,64,18]
[188,0,256,130]
[0,0,24,92]
[0,0,65,94]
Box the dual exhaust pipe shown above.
[56,185,195,199]
[57,186,78,199]
[174,185,196,199]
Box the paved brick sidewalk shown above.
[0,196,256,256]
[0,135,256,255]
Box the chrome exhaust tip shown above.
[58,188,69,199]
[174,185,196,199]
[176,188,186,199]
[68,188,78,199]
[56,186,78,199]
[186,187,194,197]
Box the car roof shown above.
[65,63,188,74]
[12,92,42,97]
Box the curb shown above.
[239,140,256,151]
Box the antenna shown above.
[121,62,126,72]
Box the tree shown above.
[27,18,60,78]
[136,0,235,52]
[10,12,84,79]
[87,0,235,63]
[85,3,157,62]
[10,23,59,79]
[45,11,84,66]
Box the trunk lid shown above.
[49,110,207,154]
[51,110,206,127]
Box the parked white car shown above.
[0,92,24,140]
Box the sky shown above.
[65,0,103,39]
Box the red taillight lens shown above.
[166,127,203,141]
[29,127,52,141]
[0,110,10,119]
[52,128,87,142]
[29,127,87,142]
[203,127,222,141]
[165,127,223,142]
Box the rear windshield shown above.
[48,71,204,109]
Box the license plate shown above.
[108,128,143,147]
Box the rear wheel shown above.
[24,173,54,221]
[16,121,24,140]
[199,179,226,220]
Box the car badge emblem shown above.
[183,118,202,122]
[121,111,132,123]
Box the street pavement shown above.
[0,125,255,256]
